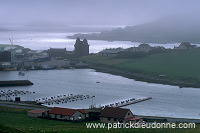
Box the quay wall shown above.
[0,80,34,87]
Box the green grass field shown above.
[82,49,200,84]
[0,106,199,133]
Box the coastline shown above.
[88,64,200,89]
[1,65,199,88]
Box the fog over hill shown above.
[69,15,200,44]
[1,0,200,42]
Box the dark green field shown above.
[0,106,199,133]
[81,49,200,87]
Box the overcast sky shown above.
[0,0,199,26]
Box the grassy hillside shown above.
[0,106,199,133]
[119,49,200,78]
[82,49,200,85]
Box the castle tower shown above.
[74,38,89,56]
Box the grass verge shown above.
[0,106,199,133]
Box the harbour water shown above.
[0,69,200,119]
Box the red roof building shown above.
[27,109,48,118]
[48,107,87,121]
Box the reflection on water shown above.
[0,31,184,53]
[0,69,200,119]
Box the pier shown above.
[0,90,35,101]
[101,97,152,108]
[36,94,95,105]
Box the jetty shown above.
[116,97,152,107]
[101,97,152,108]
[36,94,95,105]
[0,90,35,101]
[0,80,33,87]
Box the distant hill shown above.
[68,15,200,43]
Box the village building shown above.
[27,109,49,118]
[74,38,89,56]
[47,48,67,58]
[48,107,88,121]
[137,43,152,52]
[0,51,11,62]
[22,48,31,55]
[0,44,25,58]
[126,43,152,53]
[38,59,70,69]
[99,47,124,56]
[174,42,197,49]
[0,46,4,52]
[99,107,142,123]
[0,51,12,70]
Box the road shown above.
[0,101,50,110]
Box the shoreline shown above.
[1,66,199,88]
[88,65,200,89]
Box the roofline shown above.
[28,109,48,114]
[48,109,85,117]
[48,113,71,116]
[99,116,125,119]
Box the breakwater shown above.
[36,94,95,105]
[101,97,152,108]
[0,80,33,87]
